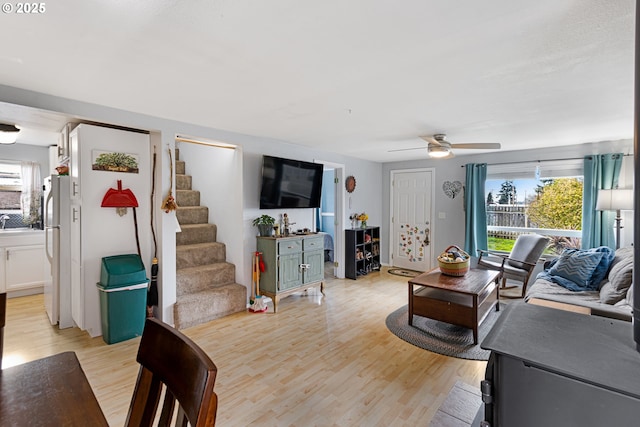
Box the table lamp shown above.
[596,188,634,249]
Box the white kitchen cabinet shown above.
[0,231,45,296]
[5,244,45,291]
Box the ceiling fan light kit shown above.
[426,134,501,158]
[389,133,501,158]
[0,123,20,145]
[428,145,451,158]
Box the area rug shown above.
[388,268,422,278]
[385,304,504,360]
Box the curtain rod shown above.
[460,153,631,167]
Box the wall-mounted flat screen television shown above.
[259,155,324,209]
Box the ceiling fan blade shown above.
[419,135,440,145]
[388,146,425,152]
[450,143,501,150]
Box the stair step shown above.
[177,224,216,245]
[176,174,192,190]
[176,262,236,296]
[173,283,247,329]
[176,160,185,175]
[177,206,208,225]
[177,242,226,269]
[172,145,247,330]
[176,189,200,207]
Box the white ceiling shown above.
[0,0,635,162]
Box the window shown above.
[0,161,42,229]
[485,159,583,254]
[0,162,22,210]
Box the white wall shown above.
[72,124,151,337]
[383,139,634,265]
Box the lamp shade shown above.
[595,188,634,211]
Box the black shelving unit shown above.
[345,226,381,279]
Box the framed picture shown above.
[92,150,139,173]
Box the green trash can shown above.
[97,254,149,345]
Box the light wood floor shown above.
[2,268,486,426]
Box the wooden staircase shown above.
[173,149,247,329]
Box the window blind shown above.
[487,159,583,180]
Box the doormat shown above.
[388,268,422,278]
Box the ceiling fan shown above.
[389,134,501,158]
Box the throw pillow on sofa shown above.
[548,247,614,291]
[600,282,625,304]
[584,246,616,288]
[600,252,634,304]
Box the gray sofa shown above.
[525,246,633,321]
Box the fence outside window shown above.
[487,204,581,254]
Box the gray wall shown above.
[0,143,50,183]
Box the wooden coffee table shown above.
[408,268,500,344]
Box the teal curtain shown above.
[464,163,488,256]
[582,153,623,249]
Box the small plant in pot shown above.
[253,214,276,237]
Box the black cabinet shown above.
[345,227,381,279]
[479,302,640,426]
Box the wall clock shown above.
[345,175,356,193]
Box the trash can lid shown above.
[101,254,145,274]
[100,254,147,288]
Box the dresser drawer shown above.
[303,236,324,251]
[278,239,302,255]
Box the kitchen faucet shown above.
[0,214,10,229]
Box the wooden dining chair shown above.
[125,318,218,427]
[0,293,6,368]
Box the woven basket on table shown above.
[437,245,470,277]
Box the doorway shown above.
[390,169,434,272]
[316,160,345,279]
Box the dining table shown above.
[0,351,108,426]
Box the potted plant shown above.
[253,214,276,237]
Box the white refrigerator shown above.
[43,175,74,328]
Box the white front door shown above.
[391,169,433,271]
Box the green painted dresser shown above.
[257,235,325,312]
